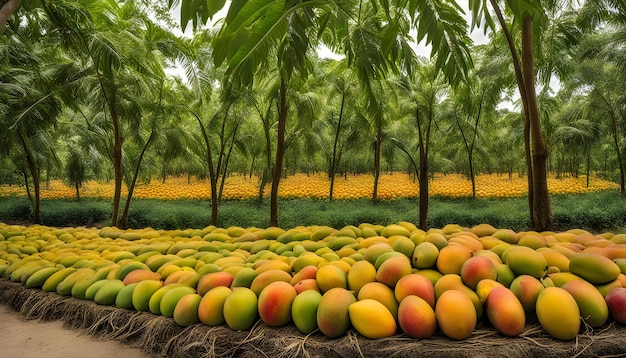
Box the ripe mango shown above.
[258,281,297,327]
[436,244,472,275]
[132,279,163,311]
[173,293,202,326]
[536,287,580,340]
[316,288,356,338]
[394,273,435,308]
[460,255,497,289]
[347,260,376,294]
[509,275,544,312]
[291,290,322,334]
[85,279,109,301]
[435,290,476,340]
[504,246,548,279]
[250,269,293,296]
[223,287,258,330]
[196,271,234,296]
[316,264,347,292]
[411,242,439,269]
[230,267,257,288]
[475,279,504,304]
[94,279,125,306]
[348,299,396,339]
[122,269,162,285]
[485,286,525,336]
[569,253,621,285]
[357,282,398,319]
[198,286,232,326]
[375,255,412,288]
[160,285,196,318]
[397,295,436,338]
[115,282,138,309]
[562,279,608,328]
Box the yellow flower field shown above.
[0,173,619,201]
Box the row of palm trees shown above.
[0,0,624,232]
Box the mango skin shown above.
[435,290,476,340]
[317,288,356,338]
[569,253,621,285]
[509,275,544,313]
[291,290,322,334]
[460,255,498,289]
[562,279,609,328]
[348,299,396,339]
[394,273,435,308]
[223,287,258,331]
[173,293,202,326]
[132,279,164,312]
[347,260,377,294]
[397,295,437,338]
[485,287,526,336]
[375,255,413,288]
[504,246,548,279]
[357,282,398,319]
[160,285,196,318]
[536,287,580,340]
[258,281,297,327]
[198,286,232,326]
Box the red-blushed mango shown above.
[433,274,484,319]
[504,246,548,279]
[357,282,398,319]
[569,253,621,285]
[293,278,319,294]
[258,281,297,327]
[375,255,412,288]
[198,286,232,326]
[173,293,202,326]
[436,245,472,275]
[509,275,544,313]
[348,299,396,339]
[290,265,318,286]
[132,279,163,311]
[196,271,234,296]
[122,269,161,286]
[291,290,322,334]
[460,255,497,289]
[485,286,525,336]
[475,279,504,304]
[250,269,293,296]
[412,242,439,269]
[347,260,377,294]
[435,290,477,340]
[397,295,437,338]
[536,287,580,340]
[316,288,356,338]
[163,270,200,288]
[394,273,435,308]
[562,279,608,328]
[160,285,196,318]
[223,287,258,331]
[605,287,626,325]
[316,264,347,292]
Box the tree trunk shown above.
[522,16,553,231]
[110,93,123,227]
[329,92,346,202]
[372,123,382,204]
[270,79,288,227]
[18,131,40,224]
[0,0,20,35]
[193,110,218,225]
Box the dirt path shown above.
[0,304,149,358]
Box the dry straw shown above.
[1,279,625,358]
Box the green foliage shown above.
[0,193,623,233]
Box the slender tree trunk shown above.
[416,107,429,231]
[0,0,20,35]
[218,123,238,203]
[110,93,123,227]
[75,181,80,201]
[329,92,346,202]
[18,131,40,224]
[257,100,273,204]
[522,16,552,231]
[270,79,288,227]
[193,111,218,225]
[597,92,626,195]
[372,122,382,204]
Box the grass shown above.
[0,191,624,233]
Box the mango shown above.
[293,278,319,294]
[495,263,515,287]
[173,293,202,326]
[196,271,234,296]
[258,281,297,327]
[411,242,439,269]
[122,269,162,285]
[547,272,584,287]
[562,279,608,328]
[198,286,232,326]
[434,274,483,318]
[397,295,437,338]
[509,275,544,312]
[347,260,376,294]
[132,279,164,311]
[605,287,626,325]
[569,253,621,285]
[394,273,435,308]
[291,290,322,334]
[317,288,356,338]
[460,255,497,289]
[223,287,258,330]
[94,279,125,306]
[85,279,109,301]
[436,244,472,275]
[160,285,196,318]
[115,282,138,309]
[230,267,257,288]
[250,269,293,296]
[537,248,570,273]
[475,279,504,304]
[348,299,396,339]
[316,264,347,292]
[381,224,411,238]
[389,235,415,258]
[56,268,96,296]
[504,246,548,279]
[25,266,60,289]
[290,265,318,285]
[148,283,183,315]
[435,290,476,340]
[536,287,580,340]
[485,286,525,336]
[424,232,448,250]
[363,243,394,265]
[115,261,151,281]
[357,282,398,319]
[375,255,412,288]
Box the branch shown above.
[0,0,21,35]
